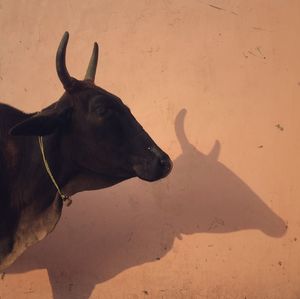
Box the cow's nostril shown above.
[159,157,173,173]
[160,158,168,166]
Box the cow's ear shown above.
[9,103,72,136]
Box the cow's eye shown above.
[95,106,107,117]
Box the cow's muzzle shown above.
[133,146,173,182]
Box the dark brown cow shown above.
[0,32,172,272]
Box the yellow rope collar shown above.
[38,136,72,207]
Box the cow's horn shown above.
[84,42,99,82]
[56,32,73,90]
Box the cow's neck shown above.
[0,132,71,272]
[11,132,74,210]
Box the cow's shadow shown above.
[7,109,286,299]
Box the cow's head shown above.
[10,32,172,187]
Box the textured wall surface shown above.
[0,1,300,298]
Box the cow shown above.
[0,32,172,272]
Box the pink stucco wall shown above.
[0,1,299,298]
